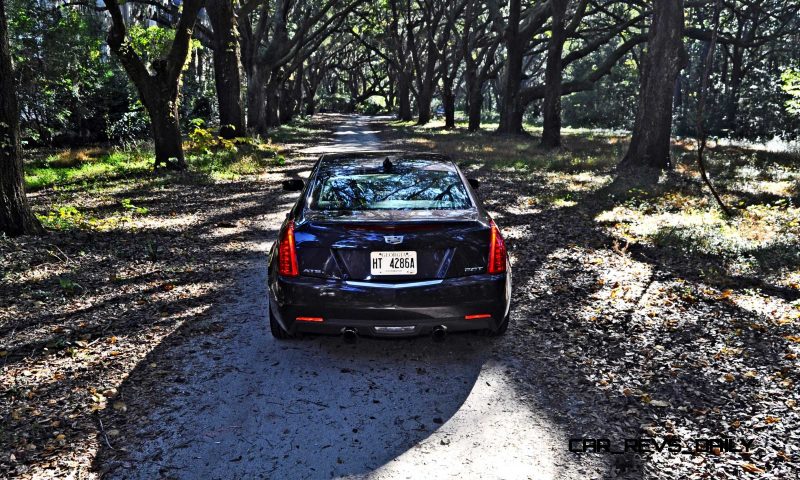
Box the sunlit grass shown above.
[25,150,152,191]
[383,120,625,173]
[595,162,800,280]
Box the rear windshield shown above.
[310,160,472,211]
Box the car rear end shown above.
[267,153,511,338]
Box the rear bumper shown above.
[268,273,511,337]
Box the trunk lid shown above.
[294,210,488,281]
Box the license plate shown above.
[370,251,417,275]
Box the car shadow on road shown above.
[90,117,613,479]
[97,263,498,479]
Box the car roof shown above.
[318,151,450,162]
[316,152,458,174]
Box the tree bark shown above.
[0,0,41,236]
[148,97,184,169]
[497,39,525,134]
[396,71,413,121]
[443,88,456,129]
[724,45,743,134]
[467,86,483,131]
[417,87,433,125]
[265,74,282,129]
[540,0,568,148]
[207,0,246,139]
[619,0,687,176]
[304,73,319,116]
[246,67,269,135]
[496,0,526,134]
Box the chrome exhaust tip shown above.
[342,327,358,343]
[432,325,447,342]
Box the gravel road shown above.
[109,116,612,480]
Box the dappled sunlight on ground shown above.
[2,119,335,478]
[381,118,800,478]
[5,115,799,478]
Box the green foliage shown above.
[356,97,385,115]
[106,105,151,146]
[188,119,217,153]
[37,205,85,230]
[58,277,82,295]
[782,69,800,117]
[25,150,151,191]
[127,25,177,67]
[36,196,151,232]
[120,198,149,215]
[8,0,119,144]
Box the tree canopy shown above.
[1,0,795,147]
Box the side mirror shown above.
[282,179,305,192]
[468,178,480,190]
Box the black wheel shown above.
[269,302,292,339]
[488,313,510,337]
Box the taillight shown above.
[487,219,507,274]
[278,220,299,277]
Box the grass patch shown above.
[23,116,323,192]
[25,149,152,191]
[35,200,150,232]
[264,116,330,144]
[380,120,626,173]
[184,134,285,181]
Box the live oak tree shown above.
[104,0,203,170]
[409,0,467,125]
[460,0,500,131]
[239,0,361,134]
[489,0,551,134]
[6,0,799,150]
[0,0,41,236]
[438,1,470,128]
[207,0,246,139]
[385,0,418,121]
[619,0,687,177]
[490,0,645,137]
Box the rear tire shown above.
[488,313,510,337]
[269,302,292,340]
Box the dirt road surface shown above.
[106,116,611,480]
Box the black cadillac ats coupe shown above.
[267,151,512,341]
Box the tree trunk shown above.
[619,0,687,176]
[265,75,281,129]
[417,87,433,125]
[443,88,456,129]
[0,0,41,236]
[397,72,413,121]
[148,96,186,170]
[540,0,567,148]
[724,45,743,134]
[497,0,526,134]
[464,61,483,131]
[497,41,525,134]
[467,86,483,132]
[247,67,268,134]
[207,0,245,139]
[304,77,318,116]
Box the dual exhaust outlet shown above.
[341,325,447,342]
